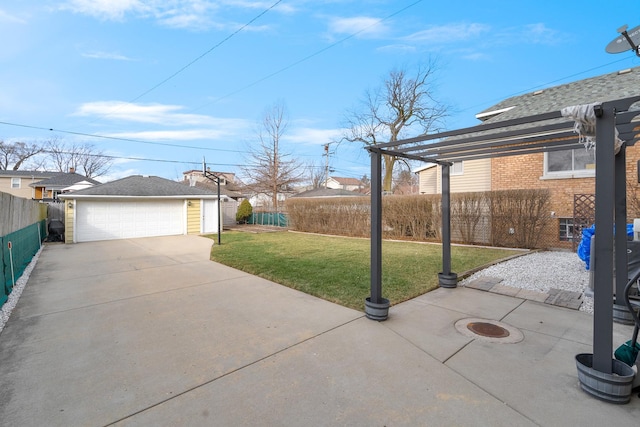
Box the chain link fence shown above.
[1,220,46,307]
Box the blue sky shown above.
[1,0,639,183]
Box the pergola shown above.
[365,96,640,380]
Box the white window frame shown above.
[542,149,595,179]
[559,218,574,241]
[11,177,21,188]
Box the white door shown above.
[76,200,184,242]
[202,200,219,233]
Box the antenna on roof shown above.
[606,24,640,57]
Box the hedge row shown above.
[286,189,551,249]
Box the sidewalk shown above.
[0,235,639,426]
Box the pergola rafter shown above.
[365,95,640,384]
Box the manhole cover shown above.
[467,322,510,338]
[454,318,524,344]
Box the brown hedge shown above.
[285,189,552,248]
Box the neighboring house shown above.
[324,176,363,192]
[58,175,237,243]
[31,172,101,200]
[415,66,640,248]
[415,159,491,195]
[0,169,98,200]
[0,170,57,199]
[182,169,237,187]
[181,169,243,201]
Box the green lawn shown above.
[208,231,523,310]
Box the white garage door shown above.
[76,200,185,242]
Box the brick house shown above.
[416,66,640,249]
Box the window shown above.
[544,149,595,178]
[559,218,574,241]
[11,177,20,188]
[450,161,463,175]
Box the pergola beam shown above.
[373,111,563,149]
[394,121,575,155]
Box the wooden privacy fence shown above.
[0,192,48,236]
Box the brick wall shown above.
[491,143,640,249]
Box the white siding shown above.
[435,159,492,193]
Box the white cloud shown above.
[81,50,134,61]
[73,101,253,142]
[60,0,287,30]
[401,22,564,55]
[106,129,237,141]
[521,23,561,45]
[460,51,489,61]
[327,16,390,39]
[74,101,248,127]
[284,126,344,145]
[0,9,27,24]
[404,23,492,45]
[61,0,149,20]
[376,44,417,54]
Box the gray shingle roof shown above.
[0,170,59,178]
[28,173,100,187]
[61,175,220,197]
[477,67,640,123]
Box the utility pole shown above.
[324,143,330,189]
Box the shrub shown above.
[236,199,253,224]
[487,189,551,248]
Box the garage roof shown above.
[59,175,222,198]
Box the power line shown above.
[458,56,635,114]
[90,0,284,123]
[0,120,245,154]
[37,149,244,167]
[191,0,426,112]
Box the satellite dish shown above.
[606,24,640,56]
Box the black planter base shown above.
[365,297,390,321]
[438,272,458,288]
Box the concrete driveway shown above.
[1,235,639,426]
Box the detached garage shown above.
[59,175,236,243]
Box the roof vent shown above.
[533,90,544,95]
[619,68,632,75]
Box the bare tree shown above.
[0,140,43,170]
[393,168,418,195]
[305,160,327,189]
[44,139,113,178]
[341,60,448,192]
[242,101,304,211]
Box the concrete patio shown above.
[1,235,639,426]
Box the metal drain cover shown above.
[455,318,524,344]
[467,322,510,338]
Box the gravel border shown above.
[459,251,594,313]
[0,247,43,334]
